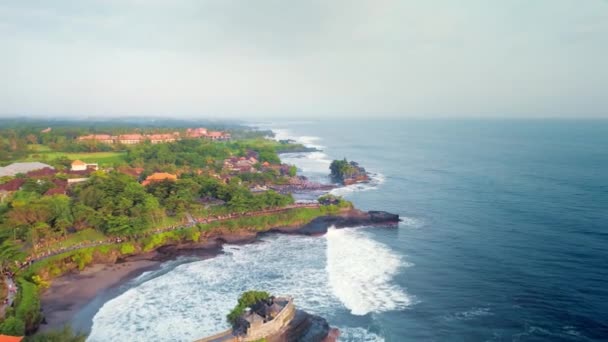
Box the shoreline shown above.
[39,210,399,333]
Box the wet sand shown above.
[40,260,161,332]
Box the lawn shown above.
[23,151,127,166]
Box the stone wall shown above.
[243,297,295,342]
[196,297,296,342]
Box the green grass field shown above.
[23,150,127,166]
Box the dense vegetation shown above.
[0,118,269,165]
[125,138,306,173]
[24,326,87,342]
[0,121,350,338]
[329,158,367,182]
[227,290,270,325]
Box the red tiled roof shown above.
[0,178,25,191]
[78,134,113,141]
[44,187,66,196]
[72,160,87,166]
[147,134,175,140]
[141,172,177,186]
[118,134,144,140]
[26,167,57,178]
[0,334,24,342]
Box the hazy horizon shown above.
[1,1,607,119]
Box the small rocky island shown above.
[329,158,370,185]
[198,291,338,342]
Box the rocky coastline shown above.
[329,159,371,186]
[40,209,400,334]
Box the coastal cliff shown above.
[271,210,399,235]
[38,208,400,334]
[329,159,371,185]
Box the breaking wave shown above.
[88,230,407,341]
[329,172,386,197]
[338,327,386,341]
[326,227,412,316]
[280,151,332,174]
[272,128,325,149]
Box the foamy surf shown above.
[326,227,411,316]
[88,233,389,341]
[87,229,409,341]
[271,128,325,149]
[338,327,386,341]
[330,172,386,197]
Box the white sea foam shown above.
[399,216,425,229]
[271,128,325,149]
[88,230,408,341]
[338,327,386,341]
[443,307,493,321]
[329,172,386,197]
[326,228,411,316]
[88,235,332,341]
[281,151,332,174]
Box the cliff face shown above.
[272,209,400,235]
[266,309,338,342]
[329,159,370,185]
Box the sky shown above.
[1,0,607,119]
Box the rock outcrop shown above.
[268,309,338,342]
[272,209,400,235]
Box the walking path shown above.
[17,203,321,269]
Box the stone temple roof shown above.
[0,162,54,177]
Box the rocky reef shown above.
[272,209,400,235]
[270,309,339,342]
[329,159,371,185]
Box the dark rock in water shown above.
[272,209,400,235]
[268,309,337,342]
[369,210,400,223]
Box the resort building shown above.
[70,160,99,172]
[185,127,231,141]
[186,127,208,138]
[76,128,230,145]
[147,133,178,144]
[223,156,258,174]
[118,134,145,145]
[206,131,231,141]
[0,179,26,203]
[77,134,115,144]
[141,172,178,186]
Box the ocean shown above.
[86,119,608,341]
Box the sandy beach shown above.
[39,239,231,333]
[40,259,162,332]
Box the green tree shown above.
[25,326,87,342]
[227,290,271,325]
[0,316,25,336]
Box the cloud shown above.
[1,0,607,118]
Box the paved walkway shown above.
[18,203,321,269]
